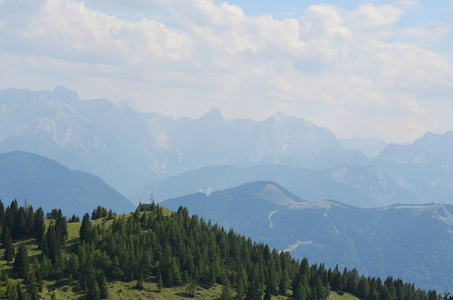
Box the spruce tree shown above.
[6,279,18,300]
[3,227,15,262]
[157,272,163,292]
[79,213,92,243]
[97,271,108,299]
[16,282,26,300]
[87,274,101,300]
[279,268,289,295]
[13,243,29,278]
[136,270,144,290]
[34,208,45,249]
[220,279,234,300]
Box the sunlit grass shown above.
[329,291,359,300]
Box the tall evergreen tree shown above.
[3,227,15,262]
[13,243,29,278]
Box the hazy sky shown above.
[0,0,452,142]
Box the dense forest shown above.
[0,199,440,300]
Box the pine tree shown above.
[97,271,108,299]
[79,213,92,243]
[358,276,370,299]
[13,243,29,278]
[67,253,79,280]
[264,285,272,300]
[246,265,264,300]
[236,265,248,300]
[45,224,58,261]
[3,227,15,262]
[16,282,26,300]
[279,268,289,295]
[14,206,27,240]
[294,282,307,300]
[34,208,45,249]
[136,270,144,290]
[220,279,234,300]
[157,272,163,292]
[87,274,101,300]
[347,268,359,294]
[25,265,40,299]
[6,279,18,300]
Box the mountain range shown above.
[0,87,369,198]
[161,181,453,291]
[134,164,377,207]
[3,87,453,208]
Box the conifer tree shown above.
[79,213,92,243]
[13,243,29,278]
[45,223,58,262]
[358,276,370,299]
[87,274,101,300]
[220,279,234,300]
[136,270,144,290]
[34,208,45,248]
[6,279,18,300]
[264,285,272,300]
[279,268,289,295]
[97,270,108,299]
[157,272,163,292]
[16,282,26,300]
[3,226,15,262]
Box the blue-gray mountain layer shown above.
[0,151,135,216]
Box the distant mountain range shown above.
[339,137,388,158]
[0,151,135,216]
[2,87,453,208]
[161,181,453,291]
[134,165,377,207]
[138,148,453,207]
[0,87,368,197]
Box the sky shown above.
[0,0,452,142]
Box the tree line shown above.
[0,199,439,300]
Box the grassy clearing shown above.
[39,279,294,299]
[329,291,359,300]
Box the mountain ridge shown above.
[0,87,370,197]
[0,151,135,216]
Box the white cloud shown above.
[399,23,452,40]
[1,0,193,65]
[344,4,404,38]
[191,0,246,26]
[396,0,420,9]
[346,4,404,28]
[370,41,453,90]
[1,0,453,142]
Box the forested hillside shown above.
[162,181,453,290]
[0,200,437,300]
